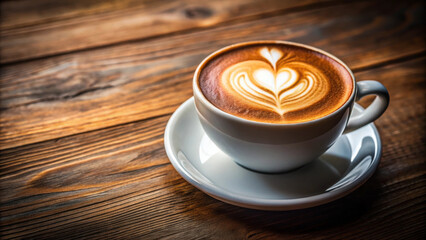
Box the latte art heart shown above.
[221,47,330,116]
[199,43,353,123]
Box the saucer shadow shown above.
[209,173,382,235]
[165,165,382,236]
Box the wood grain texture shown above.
[1,0,425,150]
[1,57,425,239]
[0,0,332,63]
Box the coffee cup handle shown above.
[345,80,389,132]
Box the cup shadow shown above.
[193,133,376,199]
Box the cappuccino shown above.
[198,43,353,124]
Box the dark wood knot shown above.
[184,6,213,19]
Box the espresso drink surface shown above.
[198,43,353,123]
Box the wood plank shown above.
[1,57,425,239]
[0,0,424,150]
[0,0,332,63]
[1,0,148,29]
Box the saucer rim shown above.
[164,97,382,210]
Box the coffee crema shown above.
[198,43,353,123]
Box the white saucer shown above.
[164,97,382,211]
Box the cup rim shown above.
[193,40,356,127]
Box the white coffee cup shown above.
[193,41,389,173]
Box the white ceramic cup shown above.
[193,41,389,173]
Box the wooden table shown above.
[1,0,425,239]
